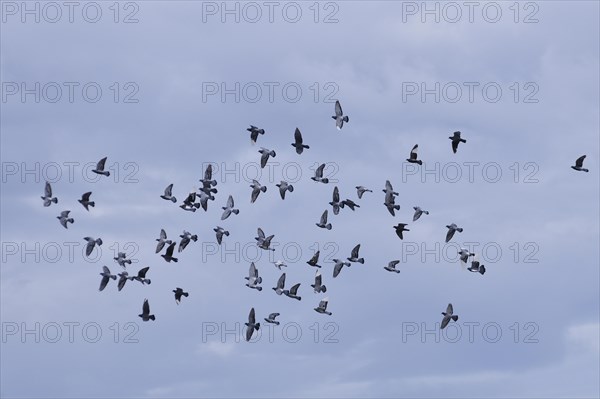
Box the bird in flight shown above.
[449,131,466,153]
[571,155,589,172]
[41,182,58,207]
[332,100,349,130]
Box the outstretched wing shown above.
[335,100,343,117]
[277,273,286,289]
[351,244,361,258]
[576,155,586,167]
[333,186,339,202]
[294,128,303,145]
[96,157,107,170]
[320,210,328,224]
[45,182,52,197]
[227,195,234,208]
[143,299,150,315]
[248,307,256,324]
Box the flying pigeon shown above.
[78,192,95,210]
[276,180,294,200]
[117,271,129,291]
[272,272,286,295]
[412,206,429,221]
[440,303,458,329]
[291,128,310,154]
[114,252,132,268]
[178,231,198,253]
[449,131,466,154]
[161,242,178,263]
[283,283,301,301]
[394,223,410,240]
[311,270,327,293]
[197,189,215,212]
[180,191,200,212]
[255,228,275,251]
[130,266,151,285]
[272,260,287,270]
[340,199,360,211]
[314,297,332,315]
[307,251,322,268]
[311,163,329,184]
[406,144,422,165]
[258,147,276,169]
[571,155,589,172]
[245,307,260,341]
[214,226,230,245]
[160,184,177,203]
[458,248,475,265]
[347,244,365,264]
[264,313,280,325]
[384,192,401,216]
[139,299,155,321]
[383,180,399,197]
[467,258,486,275]
[221,195,239,220]
[41,181,58,207]
[250,180,267,203]
[173,287,189,304]
[57,210,74,229]
[98,266,117,291]
[200,164,217,187]
[445,223,463,243]
[245,262,263,291]
[155,229,172,253]
[316,210,332,230]
[332,258,351,278]
[329,186,341,215]
[332,100,349,130]
[83,237,103,257]
[356,186,372,199]
[384,260,401,273]
[92,157,110,176]
[247,125,265,144]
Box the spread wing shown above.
[351,244,361,258]
[320,210,328,224]
[334,100,343,117]
[277,273,286,289]
[257,228,265,240]
[446,303,453,315]
[138,266,149,278]
[164,184,173,196]
[410,144,418,160]
[294,128,303,145]
[227,195,234,208]
[333,186,339,202]
[289,283,300,295]
[204,164,213,180]
[143,299,150,315]
[316,163,325,178]
[96,157,107,170]
[45,182,52,197]
[248,307,256,324]
[576,155,586,167]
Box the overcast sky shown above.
[1,1,599,398]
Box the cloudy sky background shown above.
[1,1,599,397]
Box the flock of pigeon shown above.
[40,100,591,338]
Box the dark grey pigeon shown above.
[130,266,151,285]
[332,258,351,278]
[355,186,372,199]
[441,303,458,329]
[316,210,332,230]
[340,199,360,211]
[276,181,294,200]
[247,125,265,144]
[445,223,463,243]
[180,191,200,212]
[311,163,329,184]
[200,164,217,187]
[114,252,132,268]
[412,206,429,222]
[197,189,214,212]
[329,186,341,215]
[406,144,422,165]
[449,131,466,154]
[92,157,110,176]
[160,184,177,203]
[139,299,155,321]
[255,228,275,251]
[258,147,276,168]
[347,244,364,264]
[221,195,239,220]
[161,242,178,263]
[314,297,332,315]
[264,313,280,325]
[272,272,286,295]
[250,180,267,203]
[173,287,189,304]
[394,223,410,240]
[117,271,129,291]
[41,182,58,207]
[155,229,172,253]
[78,192,95,210]
[384,192,401,216]
[467,257,486,275]
[214,226,229,245]
[332,100,349,130]
[178,231,198,253]
[571,155,589,172]
[283,283,301,301]
[199,181,218,195]
[311,270,327,293]
[99,266,117,291]
[307,251,322,268]
[84,237,103,257]
[291,128,310,154]
[245,262,263,291]
[458,248,475,265]
[57,210,74,229]
[384,260,401,273]
[245,307,260,341]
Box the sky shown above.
[1,1,599,398]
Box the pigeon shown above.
[250,180,267,203]
[197,189,215,212]
[258,147,276,169]
[245,262,263,291]
[332,100,349,130]
[214,226,230,245]
[92,157,110,176]
[200,164,217,187]
[311,163,329,184]
[41,182,58,207]
[178,230,198,253]
[180,191,200,212]
[440,303,458,329]
[283,283,301,301]
[307,251,322,268]
[160,184,177,203]
[161,242,178,263]
[445,223,463,243]
[245,307,260,341]
[276,180,294,200]
[247,125,265,144]
[467,259,486,275]
[130,266,151,285]
[458,248,475,264]
[332,258,351,278]
[98,266,117,291]
[291,128,310,154]
[117,271,129,291]
[255,228,275,251]
[329,186,341,215]
[340,199,360,211]
[316,210,332,230]
[314,297,332,315]
[57,210,74,229]
[83,237,103,257]
[347,244,364,264]
[571,155,589,172]
[173,288,189,304]
[383,180,399,196]
[384,192,401,216]
[412,206,429,222]
[272,273,286,295]
[394,223,410,240]
[406,144,422,165]
[449,131,466,154]
[114,252,132,268]
[311,270,327,293]
[139,299,156,321]
[356,186,372,199]
[155,229,172,253]
[384,260,401,273]
[78,192,95,210]
[272,260,287,270]
[264,313,280,325]
[221,195,239,220]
